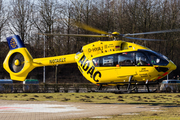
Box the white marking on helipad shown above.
[121,113,140,115]
[0,104,83,113]
[90,116,113,118]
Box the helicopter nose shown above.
[169,60,177,71]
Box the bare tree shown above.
[0,0,10,41]
[7,0,34,43]
[33,0,64,56]
[0,0,9,79]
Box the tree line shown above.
[0,0,180,82]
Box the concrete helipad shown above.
[0,100,161,120]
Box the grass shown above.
[1,92,180,119]
[1,93,180,105]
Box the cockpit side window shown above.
[136,52,151,66]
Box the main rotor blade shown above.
[124,36,165,41]
[126,28,180,36]
[38,33,108,37]
[74,22,109,35]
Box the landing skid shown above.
[94,87,157,94]
[94,78,158,94]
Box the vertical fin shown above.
[6,35,25,50]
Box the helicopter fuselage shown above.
[75,41,176,85]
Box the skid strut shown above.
[146,80,150,92]
[117,85,120,90]
[98,84,102,90]
[127,76,133,93]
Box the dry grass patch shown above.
[0,93,180,105]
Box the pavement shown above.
[0,100,161,120]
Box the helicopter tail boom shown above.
[3,35,76,81]
[32,54,76,67]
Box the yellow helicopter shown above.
[3,23,179,92]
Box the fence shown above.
[0,83,180,93]
[0,83,98,93]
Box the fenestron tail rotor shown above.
[9,52,24,73]
[3,35,35,81]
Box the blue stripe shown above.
[6,35,25,50]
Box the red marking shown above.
[163,72,169,76]
[0,107,32,110]
[115,46,120,48]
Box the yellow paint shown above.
[3,40,177,85]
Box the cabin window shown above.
[102,55,114,66]
[118,52,135,66]
[93,54,118,67]
[136,52,150,66]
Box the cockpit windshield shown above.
[143,50,169,66]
